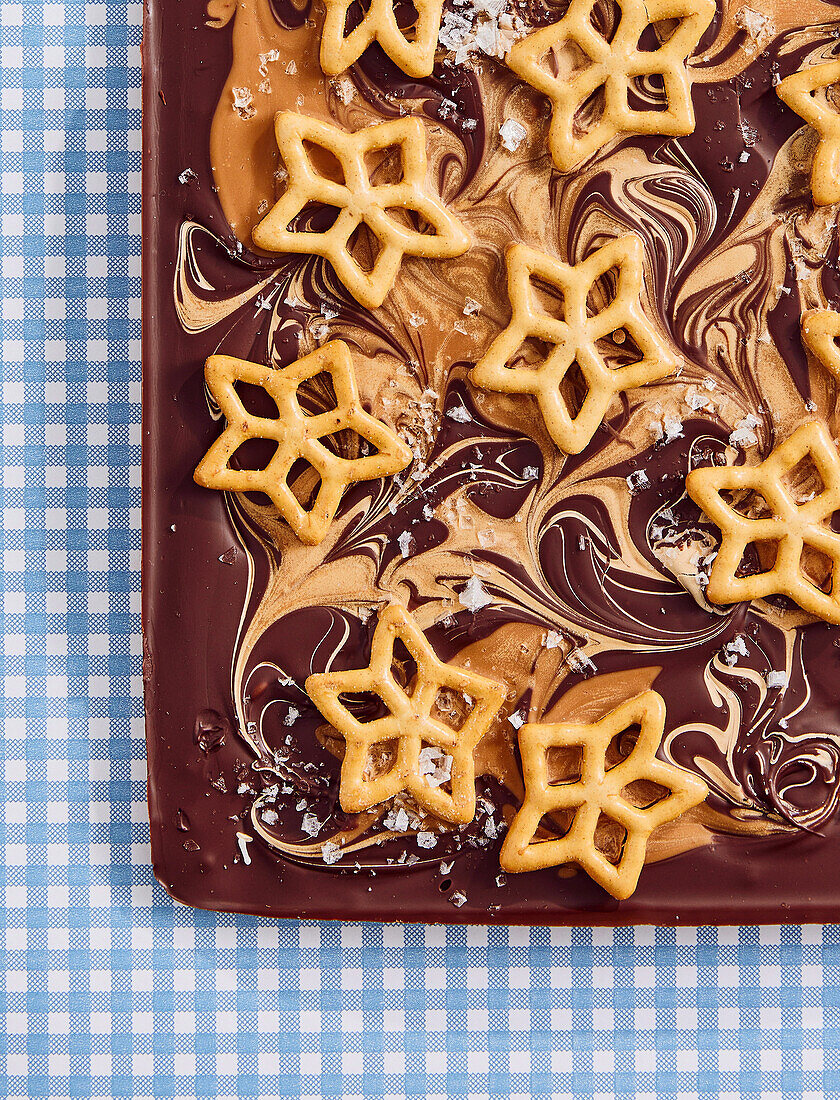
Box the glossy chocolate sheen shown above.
[143,0,840,922]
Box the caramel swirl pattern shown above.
[176,0,840,880]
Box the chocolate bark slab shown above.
[143,0,840,922]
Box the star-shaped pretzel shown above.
[499,690,707,899]
[685,421,840,624]
[251,112,469,310]
[802,308,840,378]
[193,342,412,546]
[320,0,442,78]
[505,0,715,172]
[305,604,506,823]
[776,61,840,206]
[470,237,679,454]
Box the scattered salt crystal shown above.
[499,118,526,152]
[566,649,596,676]
[284,705,299,728]
[321,840,342,864]
[721,634,748,667]
[296,799,307,811]
[477,527,495,548]
[459,575,493,612]
[285,60,297,75]
[729,414,760,449]
[422,503,435,521]
[626,470,651,494]
[416,831,437,848]
[495,872,507,887]
[440,860,454,875]
[484,817,500,839]
[397,531,414,559]
[664,413,684,442]
[177,167,197,185]
[446,405,471,423]
[231,86,256,120]
[261,808,279,826]
[418,746,453,787]
[409,312,426,328]
[508,710,525,730]
[523,465,539,480]
[766,670,787,689]
[463,297,482,316]
[301,813,320,837]
[449,890,467,908]
[332,77,354,105]
[544,630,564,649]
[236,832,253,865]
[735,5,772,40]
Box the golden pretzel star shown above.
[320,0,443,78]
[776,61,840,206]
[470,237,679,454]
[686,420,840,624]
[505,0,715,172]
[305,604,506,823]
[802,308,840,378]
[193,342,412,546]
[499,690,707,900]
[251,112,469,310]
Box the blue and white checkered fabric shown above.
[1,1,839,1097]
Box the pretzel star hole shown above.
[469,236,679,454]
[320,0,443,78]
[251,112,469,310]
[505,0,715,173]
[801,308,840,379]
[305,604,507,823]
[499,689,707,900]
[685,421,840,624]
[193,342,412,546]
[776,61,840,206]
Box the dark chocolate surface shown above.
[143,0,840,922]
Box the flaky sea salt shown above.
[626,469,651,494]
[397,531,414,559]
[419,746,453,788]
[231,86,255,120]
[507,711,525,730]
[499,118,526,152]
[260,808,279,826]
[301,813,320,837]
[463,297,482,316]
[544,630,564,650]
[449,890,467,908]
[730,414,760,449]
[766,670,787,689]
[721,634,749,667]
[459,575,493,612]
[416,831,437,848]
[446,405,471,423]
[567,649,596,676]
[321,840,342,864]
[177,167,197,185]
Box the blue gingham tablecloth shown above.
[0,1,839,1097]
